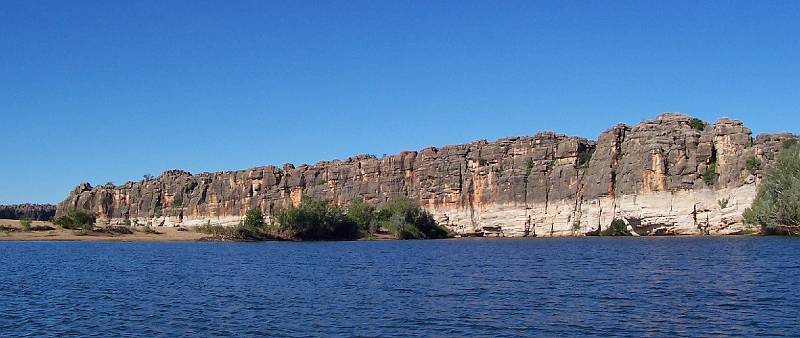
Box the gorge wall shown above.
[57,113,795,236]
[0,204,56,221]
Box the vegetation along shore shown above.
[5,113,800,241]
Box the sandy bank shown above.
[0,219,205,242]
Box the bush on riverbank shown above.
[346,198,376,236]
[743,140,800,235]
[53,208,96,231]
[274,198,358,240]
[195,197,451,241]
[271,196,452,240]
[374,197,450,239]
[194,209,285,241]
[242,209,265,229]
[601,219,632,236]
[19,219,32,231]
[196,222,282,241]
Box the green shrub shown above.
[346,198,376,236]
[703,161,718,186]
[242,209,264,229]
[718,198,729,209]
[602,218,631,236]
[195,223,261,240]
[376,197,450,239]
[688,118,705,131]
[53,208,96,230]
[525,158,535,177]
[19,219,32,231]
[274,197,358,240]
[142,225,161,234]
[196,223,227,236]
[173,195,183,207]
[195,209,285,241]
[743,142,800,235]
[80,222,94,231]
[745,156,762,173]
[395,218,425,239]
[194,197,450,241]
[577,148,595,168]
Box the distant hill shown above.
[0,204,56,221]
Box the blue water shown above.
[1,237,799,337]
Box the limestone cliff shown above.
[57,113,795,236]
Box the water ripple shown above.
[0,237,799,336]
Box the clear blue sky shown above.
[2,1,799,204]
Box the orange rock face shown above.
[57,113,794,236]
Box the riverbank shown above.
[0,218,769,242]
[0,219,407,242]
[0,219,205,242]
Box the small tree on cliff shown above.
[688,118,706,131]
[743,141,800,235]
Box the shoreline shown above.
[0,227,207,242]
[0,219,769,243]
[0,229,768,243]
[0,219,206,242]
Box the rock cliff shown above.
[0,204,56,221]
[57,113,795,236]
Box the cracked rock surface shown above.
[57,113,794,236]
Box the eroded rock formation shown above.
[0,204,56,221]
[57,113,795,236]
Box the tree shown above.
[346,198,376,235]
[525,158,535,176]
[688,118,705,131]
[602,218,631,236]
[53,208,96,231]
[274,197,358,240]
[173,195,184,208]
[242,209,264,229]
[376,197,450,239]
[743,142,800,235]
[703,161,718,186]
[745,157,762,173]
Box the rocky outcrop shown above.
[0,204,56,221]
[56,113,795,236]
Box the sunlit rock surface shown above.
[57,113,794,236]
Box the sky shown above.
[2,0,799,204]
